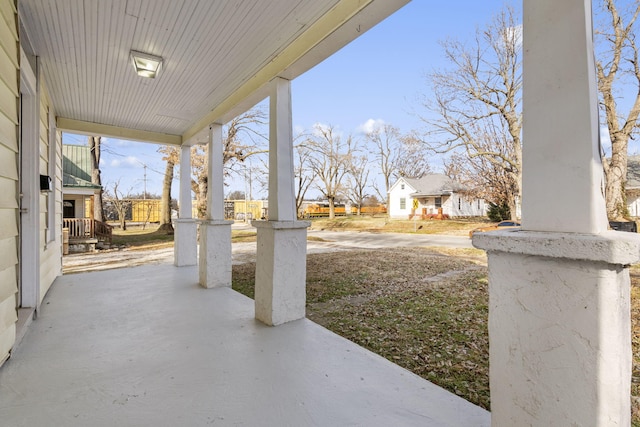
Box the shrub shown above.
[487,202,510,222]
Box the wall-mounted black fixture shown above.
[40,175,52,192]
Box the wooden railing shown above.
[63,218,112,244]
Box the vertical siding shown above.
[39,82,61,301]
[0,0,18,366]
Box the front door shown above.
[18,50,39,309]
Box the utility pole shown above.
[143,164,147,200]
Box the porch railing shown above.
[63,218,113,244]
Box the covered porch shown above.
[0,263,489,426]
[3,0,638,425]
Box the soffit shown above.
[19,0,409,144]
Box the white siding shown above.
[389,180,487,219]
[628,193,640,218]
[388,179,415,218]
[449,194,487,217]
[0,0,19,366]
[39,83,61,301]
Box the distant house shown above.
[387,174,487,219]
[62,144,102,219]
[62,144,112,252]
[626,156,640,217]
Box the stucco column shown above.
[473,1,640,425]
[174,144,197,267]
[254,77,309,326]
[199,124,233,288]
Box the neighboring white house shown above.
[625,155,640,217]
[388,174,487,219]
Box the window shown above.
[400,198,406,210]
[478,199,480,210]
[435,197,442,208]
[458,198,461,210]
[401,184,405,190]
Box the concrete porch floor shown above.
[0,264,490,426]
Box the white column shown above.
[254,77,309,326]
[174,144,197,266]
[268,77,296,221]
[473,1,640,425]
[521,0,607,234]
[199,124,233,288]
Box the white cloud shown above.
[110,156,140,168]
[357,118,385,134]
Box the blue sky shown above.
[64,1,521,198]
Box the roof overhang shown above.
[411,192,454,198]
[20,0,410,145]
[63,187,101,196]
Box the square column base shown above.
[198,220,233,289]
[253,220,310,326]
[174,219,198,267]
[473,230,640,426]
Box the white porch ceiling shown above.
[18,0,409,145]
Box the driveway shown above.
[63,228,473,274]
[308,229,473,250]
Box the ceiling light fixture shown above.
[130,50,163,78]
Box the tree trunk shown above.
[328,197,335,219]
[604,135,629,220]
[119,209,127,231]
[197,179,207,219]
[89,136,104,222]
[158,160,175,233]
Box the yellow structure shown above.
[131,199,161,223]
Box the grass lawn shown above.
[111,225,175,248]
[308,216,491,236]
[233,248,640,422]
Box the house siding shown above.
[388,177,487,218]
[39,82,61,302]
[0,0,18,365]
[388,180,415,219]
[450,195,487,217]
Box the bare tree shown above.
[294,142,317,218]
[187,109,268,218]
[444,151,517,208]
[106,180,132,231]
[596,0,640,220]
[395,136,433,180]
[89,136,104,222]
[162,109,268,218]
[346,154,370,216]
[190,144,209,218]
[227,190,246,200]
[365,123,401,208]
[307,124,353,219]
[157,145,179,233]
[420,6,522,220]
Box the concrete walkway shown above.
[0,264,490,426]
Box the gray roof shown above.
[627,155,640,190]
[404,174,466,197]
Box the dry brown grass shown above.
[308,217,491,236]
